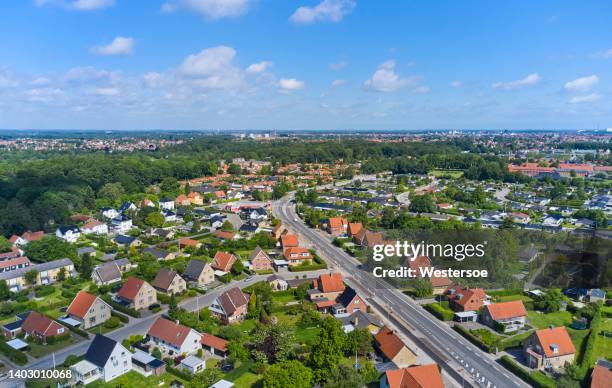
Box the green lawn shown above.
[527,310,573,329]
[593,317,612,361]
[568,327,591,365]
[87,370,188,388]
[497,295,534,304]
[223,360,261,388]
[87,321,125,335]
[28,336,78,358]
[430,169,464,178]
[270,290,298,304]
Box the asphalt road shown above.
[273,195,528,388]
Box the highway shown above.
[273,195,528,388]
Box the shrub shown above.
[102,295,140,318]
[104,316,121,329]
[0,339,27,365]
[62,354,83,367]
[34,285,55,297]
[453,325,494,353]
[110,310,129,323]
[423,303,454,321]
[167,366,193,381]
[499,355,555,388]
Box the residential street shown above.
[273,195,529,388]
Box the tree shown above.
[408,194,436,213]
[160,177,180,193]
[227,338,249,362]
[151,347,162,359]
[169,294,178,314]
[80,254,93,279]
[345,328,373,357]
[227,163,242,175]
[0,237,12,253]
[262,360,313,388]
[221,220,234,231]
[25,269,38,285]
[57,267,67,282]
[145,212,165,228]
[0,281,10,301]
[309,316,347,382]
[535,289,564,313]
[97,182,125,205]
[24,236,77,263]
[324,364,363,388]
[189,369,222,388]
[500,217,516,230]
[251,323,294,364]
[248,291,258,318]
[412,278,433,298]
[295,283,310,300]
[231,260,244,275]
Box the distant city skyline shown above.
[0,1,611,130]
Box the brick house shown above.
[209,287,249,324]
[249,246,273,272]
[116,277,157,311]
[524,326,576,370]
[482,300,527,333]
[67,291,111,329]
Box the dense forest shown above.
[0,136,523,236]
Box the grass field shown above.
[527,310,573,329]
[28,336,78,358]
[430,169,464,178]
[594,316,612,361]
[87,370,188,388]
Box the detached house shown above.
[81,219,108,235]
[482,300,527,333]
[445,287,487,312]
[146,317,201,356]
[310,273,346,300]
[111,214,133,233]
[381,364,444,388]
[347,222,363,238]
[374,326,418,368]
[187,192,203,205]
[21,311,67,342]
[201,333,228,357]
[324,217,348,236]
[249,246,273,272]
[151,268,186,295]
[92,261,123,286]
[280,233,299,248]
[211,251,237,273]
[56,225,81,243]
[66,291,111,329]
[183,259,215,287]
[524,326,576,370]
[159,198,175,210]
[283,247,313,266]
[71,335,132,384]
[9,231,44,246]
[175,194,191,207]
[116,277,157,311]
[332,287,366,315]
[209,287,249,324]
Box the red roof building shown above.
[212,251,237,272]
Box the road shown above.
[274,195,528,388]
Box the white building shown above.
[56,226,80,243]
[71,335,132,384]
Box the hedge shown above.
[423,303,454,321]
[0,339,28,365]
[453,325,494,353]
[486,289,524,297]
[289,263,327,272]
[59,320,90,339]
[499,355,555,388]
[102,295,141,318]
[167,365,193,381]
[111,310,129,323]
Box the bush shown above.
[167,366,193,381]
[111,310,129,323]
[46,333,71,345]
[499,355,555,388]
[60,321,89,338]
[34,285,55,297]
[0,339,28,365]
[104,316,121,329]
[453,325,494,353]
[62,354,83,367]
[102,295,140,318]
[157,293,171,304]
[423,303,454,321]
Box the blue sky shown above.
[0,0,611,130]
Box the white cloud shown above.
[246,61,273,74]
[593,48,612,59]
[34,0,115,11]
[91,36,135,56]
[90,87,119,96]
[451,80,462,88]
[30,77,51,86]
[569,93,600,104]
[364,60,416,92]
[160,2,178,13]
[331,79,346,87]
[0,73,19,88]
[329,60,348,70]
[279,78,305,90]
[413,86,430,94]
[564,75,599,92]
[290,0,355,25]
[492,73,541,90]
[143,72,164,88]
[180,0,250,20]
[24,88,63,103]
[180,46,244,89]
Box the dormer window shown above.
[550,344,559,354]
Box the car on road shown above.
[244,275,254,282]
[294,217,298,221]
[148,303,161,311]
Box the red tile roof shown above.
[179,238,200,248]
[147,317,195,347]
[281,234,299,247]
[533,326,575,358]
[283,247,312,260]
[201,333,228,352]
[212,251,237,272]
[0,256,30,270]
[21,311,65,338]
[591,361,612,388]
[214,230,236,240]
[21,231,45,242]
[347,223,363,237]
[485,300,527,320]
[375,326,408,360]
[83,219,105,229]
[314,273,345,293]
[328,217,348,230]
[67,291,98,319]
[117,277,146,301]
[385,364,444,388]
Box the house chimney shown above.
[176,320,180,325]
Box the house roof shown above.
[21,231,45,242]
[114,234,137,245]
[152,268,181,291]
[85,334,121,368]
[183,259,210,281]
[212,251,237,272]
[375,326,409,360]
[201,333,228,351]
[336,287,361,307]
[485,300,527,320]
[591,359,612,388]
[93,262,122,283]
[214,230,236,240]
[142,247,170,259]
[179,238,200,248]
[216,287,248,316]
[83,219,105,229]
[347,222,363,236]
[338,310,382,330]
[0,256,30,270]
[117,277,146,301]
[67,291,100,319]
[283,247,311,260]
[281,234,299,247]
[406,256,432,271]
[21,311,64,337]
[533,326,575,358]
[328,217,348,229]
[385,364,444,388]
[314,273,345,293]
[249,246,271,261]
[147,317,195,347]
